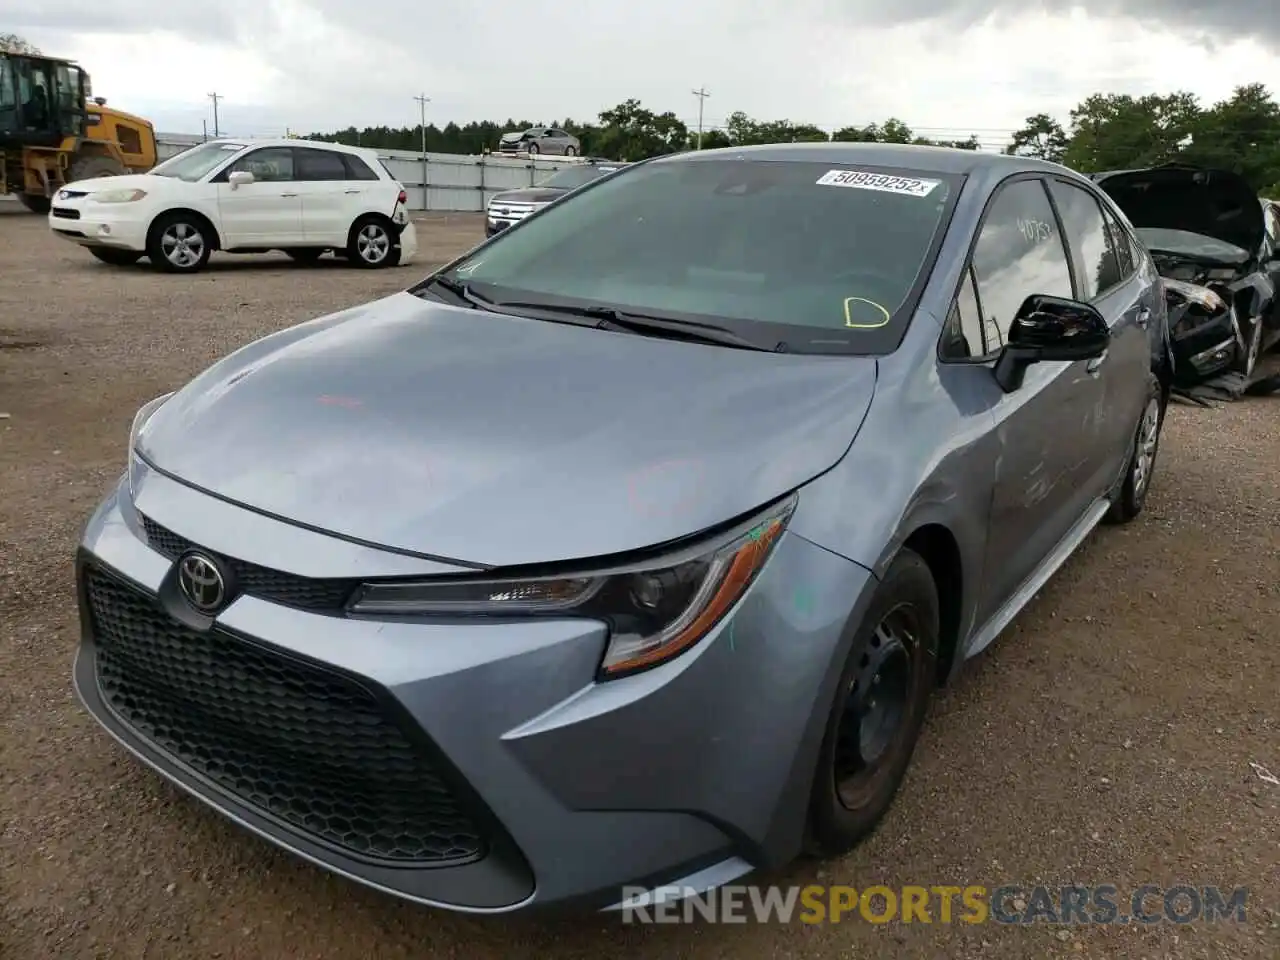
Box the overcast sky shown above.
[5,0,1280,145]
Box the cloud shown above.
[3,0,1279,141]
[871,0,1280,47]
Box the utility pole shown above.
[413,93,431,211]
[692,87,710,149]
[207,92,221,137]
[202,119,207,142]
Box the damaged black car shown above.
[1092,164,1280,390]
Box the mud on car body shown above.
[1092,163,1280,387]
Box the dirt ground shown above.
[1,197,1277,959]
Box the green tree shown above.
[1180,84,1280,190]
[1005,113,1068,162]
[831,118,914,143]
[593,99,687,160]
[0,33,40,54]
[1062,92,1201,172]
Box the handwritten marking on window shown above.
[1017,217,1054,244]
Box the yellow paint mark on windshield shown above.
[843,297,891,329]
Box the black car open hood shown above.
[1092,165,1264,256]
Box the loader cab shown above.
[0,53,86,147]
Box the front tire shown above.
[805,548,939,857]
[1105,375,1165,525]
[18,194,50,214]
[526,142,540,155]
[146,212,212,273]
[88,248,142,266]
[346,217,400,269]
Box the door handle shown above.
[280,192,298,197]
[1087,350,1108,375]
[344,189,360,194]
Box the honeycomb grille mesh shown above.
[139,514,356,612]
[86,566,488,864]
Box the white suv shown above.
[47,138,417,273]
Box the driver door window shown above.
[228,147,295,182]
[970,178,1074,349]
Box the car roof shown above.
[205,137,379,161]
[657,141,1072,177]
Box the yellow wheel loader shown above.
[0,51,157,213]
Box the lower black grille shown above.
[139,514,356,613]
[52,207,81,220]
[85,566,488,864]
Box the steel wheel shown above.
[355,223,390,265]
[833,605,922,811]
[160,222,205,269]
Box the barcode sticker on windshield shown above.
[815,169,940,197]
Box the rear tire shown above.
[346,216,400,269]
[564,146,577,156]
[285,248,325,264]
[18,194,51,214]
[805,548,938,857]
[88,248,142,266]
[146,211,213,274]
[1105,375,1165,525]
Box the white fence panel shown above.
[153,136,583,211]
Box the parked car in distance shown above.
[496,127,581,156]
[47,137,417,274]
[1092,163,1280,384]
[485,160,626,236]
[74,143,1171,916]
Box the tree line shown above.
[310,84,1280,197]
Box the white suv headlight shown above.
[93,188,148,203]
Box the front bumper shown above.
[48,203,149,251]
[72,464,874,912]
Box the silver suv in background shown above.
[485,160,624,236]
[497,127,581,156]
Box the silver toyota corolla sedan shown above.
[73,142,1172,914]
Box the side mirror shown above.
[993,294,1110,393]
[228,170,254,188]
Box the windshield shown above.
[149,141,247,181]
[1136,227,1249,265]
[537,166,617,190]
[450,158,958,353]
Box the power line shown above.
[692,87,710,150]
[207,92,221,137]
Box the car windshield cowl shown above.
[441,157,962,356]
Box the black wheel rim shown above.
[833,606,919,810]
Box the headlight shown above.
[350,496,796,679]
[1164,278,1225,313]
[127,392,173,491]
[93,188,148,203]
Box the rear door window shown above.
[1048,179,1122,299]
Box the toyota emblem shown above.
[177,552,228,613]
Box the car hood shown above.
[1093,165,1264,256]
[137,293,878,568]
[490,188,566,204]
[61,173,163,194]
[500,132,527,142]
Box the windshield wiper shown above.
[492,300,775,351]
[417,274,496,310]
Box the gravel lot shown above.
[1,197,1277,959]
